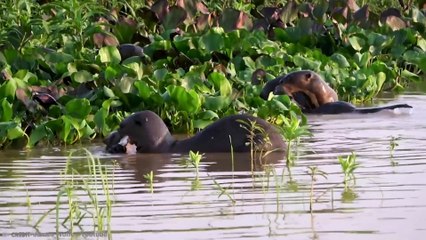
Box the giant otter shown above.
[105,110,286,153]
[261,70,413,114]
[261,70,338,108]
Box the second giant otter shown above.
[104,110,286,153]
[261,70,338,108]
[261,70,413,114]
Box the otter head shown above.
[117,111,175,153]
[104,131,127,153]
[273,70,316,96]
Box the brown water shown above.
[1,94,425,240]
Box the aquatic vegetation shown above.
[189,151,203,175]
[34,150,113,237]
[143,170,155,193]
[212,179,236,205]
[0,0,423,148]
[237,119,274,173]
[25,185,32,223]
[338,152,359,191]
[389,136,400,166]
[280,113,311,166]
[307,166,328,214]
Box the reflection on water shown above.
[1,94,426,239]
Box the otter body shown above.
[261,70,338,107]
[105,111,286,153]
[304,101,413,114]
[260,70,413,114]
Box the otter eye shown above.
[305,73,311,79]
[134,119,142,126]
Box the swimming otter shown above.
[261,70,338,108]
[261,70,413,114]
[105,111,286,153]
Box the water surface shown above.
[0,94,425,239]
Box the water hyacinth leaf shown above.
[354,52,371,68]
[293,55,321,70]
[417,38,426,51]
[0,78,17,101]
[208,72,232,96]
[242,56,256,69]
[122,59,144,79]
[119,75,136,93]
[153,68,169,81]
[71,70,93,83]
[14,69,37,83]
[113,17,138,43]
[200,28,224,52]
[330,53,350,68]
[65,98,92,119]
[375,72,386,93]
[99,46,121,64]
[94,107,110,136]
[193,119,214,129]
[104,65,120,81]
[103,86,115,98]
[401,69,420,81]
[134,80,152,99]
[204,95,230,111]
[7,125,25,140]
[0,122,17,138]
[28,124,48,147]
[167,85,201,113]
[0,98,13,122]
[163,6,187,30]
[348,36,364,51]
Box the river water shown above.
[0,94,425,240]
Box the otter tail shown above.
[355,104,413,114]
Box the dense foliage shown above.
[0,0,425,148]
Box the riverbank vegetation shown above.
[0,0,425,148]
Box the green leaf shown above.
[134,80,152,99]
[0,78,17,101]
[65,98,92,119]
[204,96,230,111]
[348,36,364,51]
[167,85,201,113]
[0,122,17,138]
[208,72,232,96]
[71,70,93,83]
[29,125,49,147]
[0,98,13,121]
[99,46,121,64]
[94,108,109,136]
[7,125,25,140]
[330,53,350,68]
[200,29,224,52]
[104,65,120,81]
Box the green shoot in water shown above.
[307,166,328,214]
[237,119,274,174]
[189,150,203,176]
[389,136,400,166]
[212,179,236,205]
[143,171,155,193]
[25,185,32,223]
[338,152,359,191]
[34,149,113,238]
[280,113,311,166]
